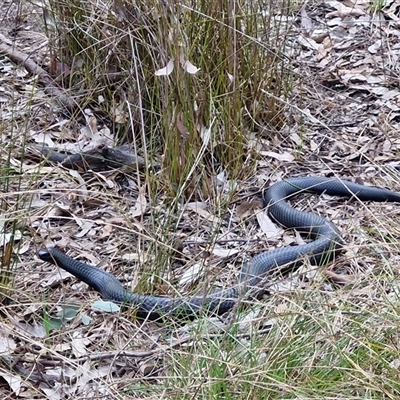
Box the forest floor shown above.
[1,0,400,399]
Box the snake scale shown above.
[38,177,400,320]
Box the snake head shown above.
[38,247,56,264]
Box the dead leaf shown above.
[31,131,55,146]
[325,269,355,285]
[186,202,219,222]
[155,59,174,76]
[179,263,204,286]
[301,5,313,35]
[199,124,212,146]
[260,150,295,162]
[211,245,239,258]
[176,111,190,139]
[130,186,147,218]
[1,372,22,396]
[181,59,200,74]
[256,212,282,238]
[71,334,90,358]
[0,333,16,353]
[236,200,262,220]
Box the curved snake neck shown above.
[38,176,400,320]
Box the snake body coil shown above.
[38,177,400,320]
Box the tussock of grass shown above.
[45,0,291,192]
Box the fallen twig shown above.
[33,143,159,172]
[0,32,76,110]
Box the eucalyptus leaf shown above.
[46,318,63,331]
[56,304,80,321]
[92,300,120,313]
[81,314,92,325]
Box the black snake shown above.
[38,176,400,320]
